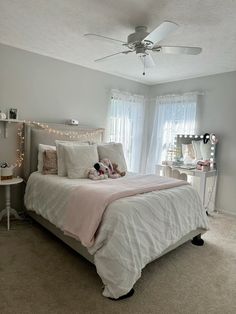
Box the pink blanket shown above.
[63,175,188,247]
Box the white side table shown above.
[0,177,23,230]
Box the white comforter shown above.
[25,172,208,299]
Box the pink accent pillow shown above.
[42,150,58,175]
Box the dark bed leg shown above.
[108,288,134,301]
[191,234,204,246]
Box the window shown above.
[107,90,145,172]
[146,93,197,173]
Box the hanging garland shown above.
[15,121,104,168]
[16,124,25,168]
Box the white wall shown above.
[0,43,148,127]
[0,43,147,210]
[0,42,235,216]
[149,71,236,215]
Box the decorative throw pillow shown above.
[200,141,212,161]
[64,144,99,179]
[182,143,195,163]
[192,140,203,160]
[42,150,58,174]
[97,143,127,172]
[55,140,89,177]
[38,144,56,172]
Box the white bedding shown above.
[25,172,208,299]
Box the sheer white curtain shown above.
[107,90,145,172]
[146,93,197,173]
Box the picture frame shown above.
[8,108,18,120]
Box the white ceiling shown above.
[1,0,236,85]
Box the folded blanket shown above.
[63,174,188,247]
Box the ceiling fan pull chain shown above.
[143,56,146,76]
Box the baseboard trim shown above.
[216,209,236,217]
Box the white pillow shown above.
[56,141,89,177]
[200,141,212,160]
[192,140,202,160]
[38,144,56,172]
[97,143,127,172]
[64,145,99,179]
[182,143,195,159]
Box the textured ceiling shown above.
[0,0,236,85]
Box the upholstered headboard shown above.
[24,123,105,180]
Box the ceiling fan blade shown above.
[142,21,178,45]
[139,54,155,68]
[84,33,126,45]
[158,46,202,55]
[95,50,132,62]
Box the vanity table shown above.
[156,164,217,211]
[156,132,218,212]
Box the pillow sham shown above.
[42,150,58,175]
[38,144,56,172]
[97,143,127,172]
[200,141,212,161]
[56,140,89,177]
[192,140,202,160]
[64,144,99,179]
[182,143,195,164]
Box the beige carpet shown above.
[0,213,236,314]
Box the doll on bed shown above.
[100,158,126,178]
[88,162,109,180]
[88,159,126,180]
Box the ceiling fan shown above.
[84,21,202,75]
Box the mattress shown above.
[25,172,208,299]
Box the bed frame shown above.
[24,122,205,266]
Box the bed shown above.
[23,122,208,299]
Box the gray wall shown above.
[0,42,235,216]
[149,71,236,215]
[0,43,147,211]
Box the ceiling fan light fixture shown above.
[84,20,202,75]
[139,53,155,70]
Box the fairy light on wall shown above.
[15,121,104,168]
[16,124,24,168]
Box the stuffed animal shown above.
[88,162,109,180]
[101,158,126,178]
[112,162,126,177]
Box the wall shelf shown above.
[0,119,24,138]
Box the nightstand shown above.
[0,177,23,230]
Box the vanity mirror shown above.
[171,133,218,170]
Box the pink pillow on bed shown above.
[42,150,58,175]
[38,144,56,172]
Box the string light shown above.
[15,124,24,168]
[15,120,104,168]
